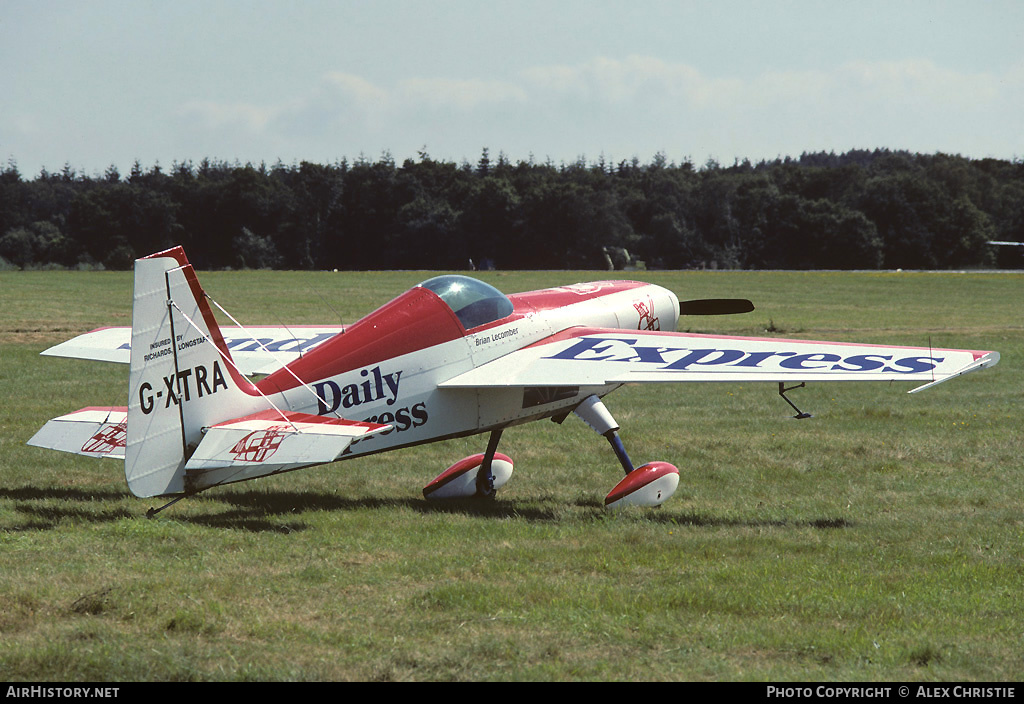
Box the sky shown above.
[1,0,1022,177]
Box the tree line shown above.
[2,148,1022,271]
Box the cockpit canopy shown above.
[418,275,514,330]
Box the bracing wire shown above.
[202,293,340,417]
[167,299,302,433]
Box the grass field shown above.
[1,267,1022,682]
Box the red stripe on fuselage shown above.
[507,280,649,313]
[257,286,466,394]
[255,279,652,394]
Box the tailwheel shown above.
[423,429,512,500]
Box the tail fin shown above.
[126,247,259,497]
[30,246,390,500]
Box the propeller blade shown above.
[679,298,755,315]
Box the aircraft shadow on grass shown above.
[0,486,136,530]
[1,484,852,534]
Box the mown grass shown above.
[1,267,1022,682]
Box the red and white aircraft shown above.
[30,247,999,515]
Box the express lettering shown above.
[119,332,337,354]
[545,337,945,374]
[138,360,229,414]
[363,402,429,435]
[341,403,430,456]
[224,332,336,353]
[314,366,402,415]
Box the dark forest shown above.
[2,148,1022,271]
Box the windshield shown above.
[418,275,514,330]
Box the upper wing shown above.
[439,327,999,393]
[40,325,343,376]
[41,327,133,365]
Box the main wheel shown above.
[423,453,514,500]
[604,462,679,510]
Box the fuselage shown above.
[251,277,681,459]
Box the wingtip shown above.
[908,351,999,394]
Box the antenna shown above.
[929,335,935,385]
[310,284,345,331]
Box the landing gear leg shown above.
[779,382,813,419]
[606,431,634,475]
[475,429,504,498]
[422,429,514,500]
[573,395,679,509]
[573,395,630,472]
[146,493,189,518]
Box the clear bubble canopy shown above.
[418,275,514,330]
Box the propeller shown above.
[679,298,755,315]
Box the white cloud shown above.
[520,56,744,109]
[837,59,1003,107]
[166,55,1023,167]
[321,72,392,113]
[519,55,1017,115]
[397,77,527,110]
[178,100,278,134]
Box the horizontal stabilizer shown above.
[679,298,755,315]
[184,410,391,490]
[28,407,128,459]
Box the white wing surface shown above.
[40,325,343,376]
[440,328,999,393]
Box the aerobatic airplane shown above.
[29,247,999,515]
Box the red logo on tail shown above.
[81,422,127,454]
[230,425,289,463]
